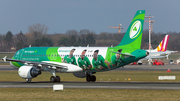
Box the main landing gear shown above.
[50,76,60,82]
[50,69,60,82]
[86,73,96,82]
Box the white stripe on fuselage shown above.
[58,47,108,64]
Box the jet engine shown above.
[18,66,41,79]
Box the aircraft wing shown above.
[165,50,178,54]
[111,51,135,57]
[150,51,178,56]
[2,56,68,69]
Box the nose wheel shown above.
[50,76,60,82]
[26,79,32,82]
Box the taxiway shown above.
[0,81,180,90]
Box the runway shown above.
[0,81,180,90]
[0,65,17,71]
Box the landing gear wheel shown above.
[56,76,60,82]
[91,75,96,82]
[86,75,91,82]
[50,76,56,82]
[26,79,32,82]
[86,75,96,82]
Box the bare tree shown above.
[28,23,49,39]
[4,31,13,52]
[79,29,90,35]
[13,31,27,50]
[0,34,6,51]
[66,29,78,36]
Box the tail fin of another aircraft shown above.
[117,10,145,49]
[156,40,163,52]
[161,35,169,52]
[156,35,170,52]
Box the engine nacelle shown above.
[73,72,96,78]
[18,66,41,79]
[73,72,86,78]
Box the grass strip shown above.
[0,88,180,101]
[0,71,179,82]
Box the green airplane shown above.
[2,10,148,82]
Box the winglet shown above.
[2,56,7,62]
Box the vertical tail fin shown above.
[117,10,145,49]
[156,40,163,52]
[161,35,170,52]
[155,35,170,52]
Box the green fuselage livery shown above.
[11,46,147,72]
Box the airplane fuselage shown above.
[11,46,148,72]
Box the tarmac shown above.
[0,81,180,90]
[0,64,180,90]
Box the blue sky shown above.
[0,0,179,34]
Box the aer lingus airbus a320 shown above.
[2,10,148,82]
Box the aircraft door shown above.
[15,49,24,60]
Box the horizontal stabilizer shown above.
[142,56,167,60]
[149,51,169,56]
[2,56,7,62]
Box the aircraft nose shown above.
[146,52,149,56]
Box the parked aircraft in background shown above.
[148,35,170,52]
[138,35,177,64]
[2,10,148,82]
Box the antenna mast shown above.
[145,15,154,52]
